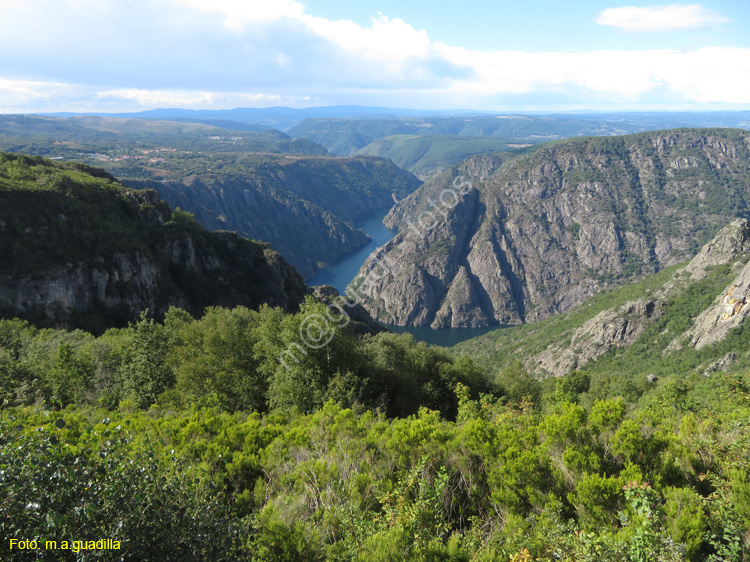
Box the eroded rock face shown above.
[677,260,750,350]
[0,235,308,331]
[534,301,660,377]
[355,130,750,329]
[125,156,421,279]
[0,160,308,331]
[529,218,750,377]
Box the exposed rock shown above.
[0,153,308,332]
[647,374,658,383]
[703,352,737,376]
[533,300,659,377]
[355,130,750,329]
[675,259,750,350]
[681,219,750,280]
[529,217,750,376]
[124,156,421,279]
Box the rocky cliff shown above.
[533,219,750,376]
[355,129,750,328]
[125,156,421,279]
[454,218,750,378]
[0,153,307,333]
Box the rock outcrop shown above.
[0,154,307,332]
[533,300,659,377]
[355,129,750,329]
[525,218,750,376]
[676,258,750,350]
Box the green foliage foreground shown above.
[2,375,750,560]
[1,298,750,560]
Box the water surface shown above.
[308,207,396,294]
[309,206,502,347]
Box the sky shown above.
[1,0,749,113]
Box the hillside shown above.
[0,116,422,279]
[353,128,750,328]
[0,152,308,333]
[454,218,750,381]
[289,112,750,156]
[355,134,524,179]
[0,114,329,157]
[288,114,614,155]
[119,153,421,278]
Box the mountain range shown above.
[0,114,421,279]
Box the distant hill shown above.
[121,153,422,278]
[0,152,307,333]
[355,134,527,179]
[289,112,750,155]
[354,128,750,329]
[0,115,330,157]
[0,115,422,279]
[43,105,494,131]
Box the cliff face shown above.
[0,154,307,333]
[356,129,750,328]
[454,218,750,378]
[125,156,421,279]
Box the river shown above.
[308,207,501,347]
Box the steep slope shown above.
[122,155,421,279]
[354,129,750,328]
[454,218,750,379]
[0,153,307,333]
[0,116,421,280]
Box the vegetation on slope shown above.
[357,128,750,329]
[355,134,524,179]
[2,327,749,560]
[0,152,307,332]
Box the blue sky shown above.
[0,0,749,112]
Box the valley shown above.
[3,115,750,562]
[6,0,750,558]
[355,128,750,330]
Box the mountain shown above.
[355,135,525,180]
[119,153,421,279]
[353,128,750,329]
[289,113,750,156]
[454,217,750,381]
[0,152,308,333]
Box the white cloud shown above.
[437,46,750,105]
[175,0,304,27]
[0,79,290,113]
[0,0,749,112]
[597,4,729,32]
[304,14,432,63]
[172,0,435,65]
[93,89,283,108]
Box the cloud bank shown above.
[0,0,745,112]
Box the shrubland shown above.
[2,297,750,561]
